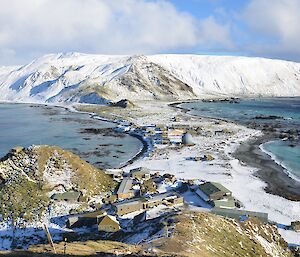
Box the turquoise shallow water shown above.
[180,98,300,180]
[0,104,143,169]
[262,140,300,181]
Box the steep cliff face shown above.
[0,53,299,104]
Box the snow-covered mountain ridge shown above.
[0,52,299,104]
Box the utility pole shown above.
[43,224,56,254]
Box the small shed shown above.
[51,191,82,202]
[163,194,184,206]
[98,215,120,232]
[168,129,185,144]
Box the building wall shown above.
[212,208,268,223]
[117,191,135,200]
[98,224,120,232]
[115,202,143,215]
[145,199,162,209]
[210,192,228,201]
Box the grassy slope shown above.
[156,212,292,257]
[0,146,117,223]
[34,145,117,196]
[28,240,141,256]
[0,240,141,256]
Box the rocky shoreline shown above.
[170,100,300,202]
[234,134,300,201]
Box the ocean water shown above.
[180,98,300,180]
[262,140,300,182]
[0,104,143,169]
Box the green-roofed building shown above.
[67,210,107,228]
[212,196,235,209]
[51,191,82,202]
[199,182,232,201]
[212,207,269,223]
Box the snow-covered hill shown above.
[149,55,300,97]
[0,53,299,104]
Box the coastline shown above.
[65,104,151,169]
[0,102,150,170]
[118,133,151,168]
[234,135,300,201]
[259,141,300,184]
[170,100,300,201]
[1,100,299,246]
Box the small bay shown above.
[0,103,143,169]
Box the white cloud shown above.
[0,0,233,65]
[199,16,233,49]
[242,0,300,59]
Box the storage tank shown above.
[182,132,195,145]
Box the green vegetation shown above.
[75,101,166,123]
[0,177,48,223]
[75,104,138,121]
[28,239,141,256]
[0,145,117,229]
[0,176,48,248]
[157,212,292,257]
[34,145,117,196]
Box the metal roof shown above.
[199,182,231,197]
[130,167,151,175]
[117,178,133,194]
[212,207,268,221]
[113,198,145,208]
[146,192,180,203]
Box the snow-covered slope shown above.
[149,54,300,97]
[0,53,299,104]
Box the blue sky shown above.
[0,0,299,65]
[171,0,247,18]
